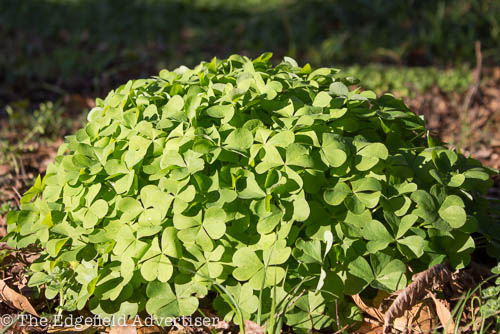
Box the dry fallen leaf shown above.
[136,325,164,334]
[0,279,38,316]
[110,323,138,334]
[213,319,236,333]
[353,294,435,333]
[383,264,451,333]
[352,294,384,323]
[0,164,11,175]
[244,320,265,334]
[428,292,455,334]
[48,325,97,334]
[356,319,384,334]
[393,300,435,334]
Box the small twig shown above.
[19,157,27,181]
[459,41,482,149]
[461,41,482,124]
[465,40,482,109]
[11,187,22,207]
[335,299,340,332]
[274,288,306,319]
[332,323,352,334]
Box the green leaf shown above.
[438,195,466,228]
[232,245,290,289]
[286,143,314,168]
[203,207,226,240]
[293,194,310,222]
[363,220,393,253]
[146,280,199,317]
[162,95,185,119]
[448,174,465,187]
[256,204,283,234]
[213,282,258,323]
[140,237,173,282]
[324,182,351,206]
[411,190,438,224]
[344,257,374,295]
[343,209,371,237]
[232,247,260,278]
[294,239,323,264]
[396,214,418,239]
[120,257,135,283]
[161,227,182,258]
[75,261,98,285]
[267,130,295,148]
[144,104,158,118]
[359,143,388,160]
[238,173,266,199]
[351,177,382,193]
[47,238,68,257]
[285,291,331,330]
[89,199,108,219]
[313,92,332,108]
[354,143,388,171]
[351,177,382,208]
[21,174,43,203]
[224,128,253,152]
[398,235,426,258]
[207,104,234,123]
[140,185,173,219]
[117,197,143,222]
[370,253,407,292]
[124,135,151,168]
[321,133,348,167]
[160,150,186,169]
[113,225,148,259]
[439,205,466,228]
[329,82,349,96]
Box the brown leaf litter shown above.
[353,261,497,334]
[382,264,452,333]
[0,279,38,316]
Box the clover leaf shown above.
[285,291,332,330]
[174,207,226,251]
[6,54,496,332]
[213,282,259,324]
[145,280,201,318]
[232,244,291,289]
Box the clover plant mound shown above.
[5,54,497,330]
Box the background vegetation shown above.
[0,0,499,333]
[1,0,499,104]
